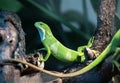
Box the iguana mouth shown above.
[36,27,45,41]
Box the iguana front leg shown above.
[77,37,100,60]
[77,37,94,57]
[36,45,51,62]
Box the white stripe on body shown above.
[50,41,59,55]
[65,50,72,61]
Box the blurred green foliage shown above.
[0,0,23,12]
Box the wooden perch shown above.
[91,0,116,52]
[0,10,24,83]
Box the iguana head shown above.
[34,22,53,41]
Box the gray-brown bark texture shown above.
[91,0,116,52]
[0,10,25,83]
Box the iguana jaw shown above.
[34,22,45,41]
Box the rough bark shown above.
[0,10,42,83]
[0,10,24,83]
[91,0,116,52]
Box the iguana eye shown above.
[40,23,43,26]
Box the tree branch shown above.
[91,0,116,52]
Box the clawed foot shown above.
[85,48,100,60]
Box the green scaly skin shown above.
[1,22,120,78]
[34,22,87,63]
